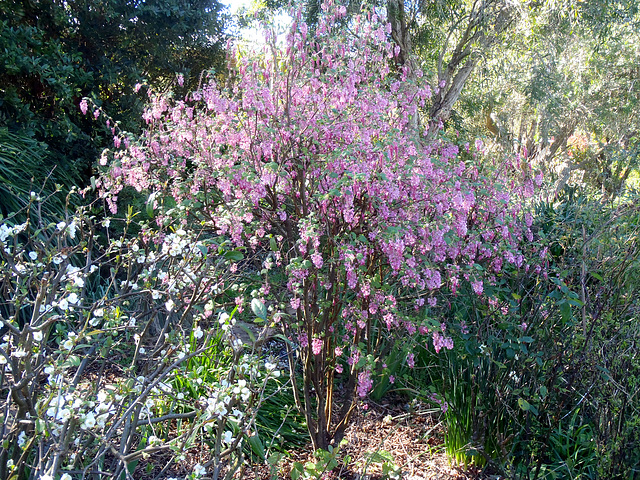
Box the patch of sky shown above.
[222,0,292,47]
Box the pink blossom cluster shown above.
[357,370,373,398]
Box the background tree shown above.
[0,0,228,210]
[453,1,640,195]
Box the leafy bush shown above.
[96,2,543,451]
[0,194,283,480]
[403,185,640,477]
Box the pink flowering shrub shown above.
[99,2,541,449]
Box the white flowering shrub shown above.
[0,193,281,480]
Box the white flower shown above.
[17,431,27,447]
[193,326,203,339]
[74,276,85,287]
[33,331,43,342]
[82,412,96,429]
[40,475,54,480]
[128,317,136,327]
[0,224,11,242]
[58,298,69,311]
[67,221,77,239]
[96,413,108,428]
[241,388,251,402]
[93,308,104,317]
[61,474,72,480]
[62,332,76,351]
[13,349,27,358]
[193,463,206,477]
[28,251,38,260]
[57,221,67,232]
[223,430,233,444]
[67,292,79,305]
[53,255,63,265]
[165,299,175,312]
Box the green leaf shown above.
[567,298,584,307]
[518,398,531,411]
[146,192,156,218]
[268,453,284,466]
[224,250,244,261]
[247,434,265,460]
[35,418,46,434]
[291,462,304,480]
[251,298,267,321]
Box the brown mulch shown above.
[131,394,502,479]
[240,396,497,480]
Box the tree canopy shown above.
[0,0,228,201]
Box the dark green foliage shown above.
[0,128,64,221]
[0,0,227,196]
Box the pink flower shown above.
[471,280,483,295]
[290,298,301,310]
[389,375,395,384]
[311,252,323,268]
[335,364,343,374]
[312,338,323,355]
[433,332,454,353]
[407,353,415,369]
[348,350,360,366]
[79,99,88,115]
[357,370,373,397]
